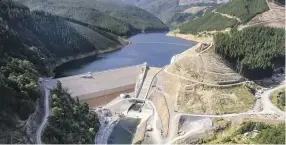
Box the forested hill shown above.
[0,0,107,143]
[215,27,285,79]
[105,0,225,25]
[179,0,269,34]
[15,0,168,35]
[0,0,166,143]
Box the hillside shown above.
[178,0,269,34]
[15,0,168,35]
[163,43,255,115]
[215,0,269,23]
[106,0,226,25]
[43,82,100,144]
[0,0,116,143]
[242,0,285,29]
[204,121,285,144]
[179,12,237,34]
[215,27,285,79]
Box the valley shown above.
[0,0,285,144]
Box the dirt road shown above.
[36,79,52,144]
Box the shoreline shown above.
[50,44,126,73]
[166,30,213,43]
[51,29,169,75]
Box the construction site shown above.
[74,42,285,144]
[40,1,285,143]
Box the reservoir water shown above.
[54,33,196,77]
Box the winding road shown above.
[261,84,285,115]
[213,10,242,22]
[36,80,51,144]
[139,64,285,144]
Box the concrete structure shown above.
[137,68,162,100]
[58,65,141,107]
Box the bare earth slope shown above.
[164,43,255,115]
[244,0,285,28]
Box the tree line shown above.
[43,82,99,144]
[214,27,285,79]
[215,0,269,23]
[179,12,237,34]
[237,122,285,144]
[0,0,101,143]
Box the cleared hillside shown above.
[161,43,254,115]
[216,0,269,23]
[178,84,255,114]
[178,0,270,34]
[244,0,285,29]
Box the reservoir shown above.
[54,32,196,144]
[55,33,196,77]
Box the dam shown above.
[51,65,141,107]
[50,32,196,107]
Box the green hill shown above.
[105,0,222,25]
[15,0,168,35]
[43,82,99,144]
[216,0,269,23]
[178,0,269,34]
[179,12,237,34]
[91,0,168,32]
[0,0,120,143]
[0,0,167,143]
[214,27,285,79]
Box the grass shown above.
[183,6,207,14]
[205,121,286,144]
[178,85,255,114]
[271,89,286,111]
[212,85,255,114]
[207,126,254,144]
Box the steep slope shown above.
[179,12,237,34]
[42,82,100,144]
[106,0,227,25]
[215,27,285,79]
[15,0,168,35]
[215,0,269,23]
[242,0,285,29]
[92,0,168,32]
[178,0,269,34]
[0,0,120,143]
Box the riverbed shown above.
[54,33,196,77]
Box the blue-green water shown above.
[54,33,196,77]
[107,117,140,144]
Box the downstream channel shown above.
[54,33,196,77]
